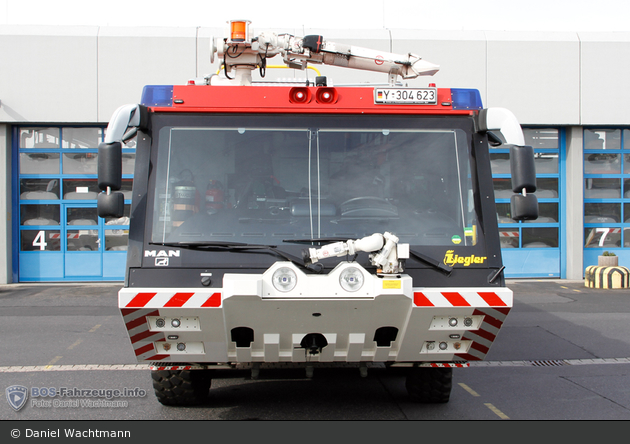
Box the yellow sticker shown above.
[383,280,401,289]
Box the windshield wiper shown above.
[408,249,452,275]
[154,241,255,248]
[282,237,350,245]
[150,241,320,272]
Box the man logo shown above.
[6,385,28,411]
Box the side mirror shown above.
[97,141,124,218]
[511,193,538,221]
[478,108,539,221]
[509,145,538,221]
[510,145,536,193]
[98,141,122,191]
[98,192,125,218]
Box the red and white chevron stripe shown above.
[150,364,198,371]
[120,290,222,308]
[422,362,469,368]
[412,289,511,361]
[119,286,511,364]
[456,306,511,361]
[120,308,168,362]
[413,289,512,307]
[119,290,222,362]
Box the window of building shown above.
[15,125,134,281]
[583,128,630,250]
[492,128,560,249]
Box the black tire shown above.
[405,366,452,403]
[151,369,212,406]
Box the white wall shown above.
[0,25,98,122]
[97,27,199,121]
[581,32,630,125]
[0,124,10,284]
[485,31,580,125]
[390,30,488,100]
[0,25,629,125]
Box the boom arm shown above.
[304,232,409,275]
[210,20,439,85]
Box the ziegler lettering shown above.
[443,250,486,267]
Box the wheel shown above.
[151,369,212,406]
[405,366,452,403]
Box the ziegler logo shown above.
[443,250,487,267]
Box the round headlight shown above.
[339,267,364,292]
[272,267,297,292]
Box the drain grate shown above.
[528,360,568,367]
[471,357,630,367]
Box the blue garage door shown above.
[582,128,630,267]
[491,128,563,278]
[14,126,133,282]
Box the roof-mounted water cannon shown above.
[303,232,409,275]
[210,20,440,86]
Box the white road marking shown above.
[0,357,629,373]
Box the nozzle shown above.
[302,248,313,266]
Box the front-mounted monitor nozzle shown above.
[301,233,408,274]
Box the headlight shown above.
[272,267,297,292]
[339,267,364,292]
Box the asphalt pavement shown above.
[0,278,629,424]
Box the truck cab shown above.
[98,21,537,405]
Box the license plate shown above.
[374,88,437,105]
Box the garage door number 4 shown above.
[33,230,48,251]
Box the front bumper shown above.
[119,262,512,365]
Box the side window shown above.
[583,129,628,250]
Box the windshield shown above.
[150,114,482,249]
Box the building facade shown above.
[2,25,629,283]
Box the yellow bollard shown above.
[585,265,630,289]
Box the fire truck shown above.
[97,20,538,406]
